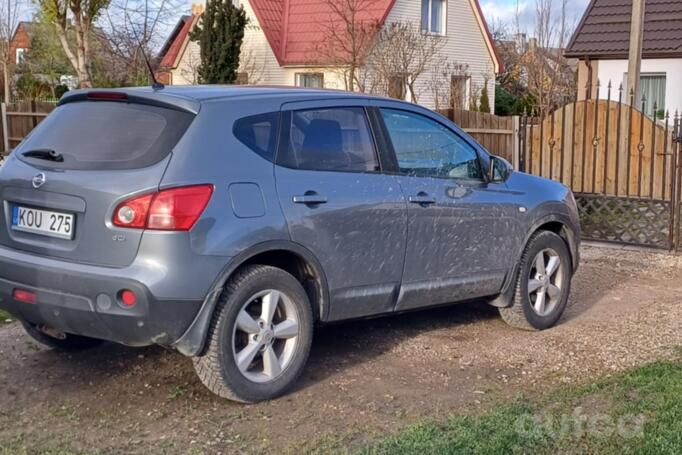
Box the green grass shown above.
[0,309,12,324]
[363,359,682,454]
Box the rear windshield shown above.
[16,101,195,170]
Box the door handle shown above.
[408,193,436,205]
[293,193,328,205]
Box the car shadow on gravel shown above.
[9,300,501,400]
[5,253,642,402]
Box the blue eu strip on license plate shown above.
[11,205,19,226]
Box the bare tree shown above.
[524,0,574,112]
[364,22,446,103]
[102,0,185,85]
[495,0,576,114]
[426,61,469,111]
[238,47,265,84]
[178,43,201,85]
[0,0,23,102]
[39,0,111,88]
[314,0,380,91]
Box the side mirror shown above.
[488,155,513,183]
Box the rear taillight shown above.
[113,185,213,231]
[13,288,37,304]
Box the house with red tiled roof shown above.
[566,0,682,117]
[157,0,501,109]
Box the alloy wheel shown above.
[232,289,300,383]
[527,248,564,317]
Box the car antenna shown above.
[128,15,165,91]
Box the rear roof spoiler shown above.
[59,89,200,115]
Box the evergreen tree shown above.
[479,79,491,113]
[191,0,247,84]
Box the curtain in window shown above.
[640,75,666,118]
[431,0,443,34]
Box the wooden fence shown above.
[439,109,520,167]
[522,99,678,201]
[1,101,56,154]
[520,83,682,250]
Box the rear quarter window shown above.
[16,101,194,170]
[233,112,280,162]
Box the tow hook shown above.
[38,325,67,340]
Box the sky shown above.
[17,0,592,45]
[480,0,590,37]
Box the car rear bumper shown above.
[0,244,229,347]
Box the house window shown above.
[421,0,446,35]
[295,73,324,88]
[640,74,666,118]
[450,75,470,110]
[16,48,27,65]
[624,72,666,119]
[388,74,407,100]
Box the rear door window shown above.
[278,107,379,172]
[16,101,194,170]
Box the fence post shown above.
[1,103,8,155]
[512,115,521,170]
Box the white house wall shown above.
[597,58,682,116]
[384,0,496,109]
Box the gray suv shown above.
[0,86,580,402]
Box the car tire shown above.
[499,230,572,331]
[193,265,313,403]
[22,322,103,351]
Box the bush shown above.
[479,80,491,113]
[16,74,51,100]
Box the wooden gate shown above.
[520,85,682,250]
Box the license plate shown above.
[11,205,75,239]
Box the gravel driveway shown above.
[1,244,681,454]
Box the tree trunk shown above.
[73,15,92,88]
[2,61,9,104]
[55,24,81,81]
[348,65,355,92]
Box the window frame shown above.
[450,75,471,110]
[623,72,667,118]
[16,48,27,65]
[295,72,325,89]
[421,0,447,36]
[374,106,488,183]
[275,105,385,175]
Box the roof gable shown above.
[159,15,196,69]
[566,0,682,59]
[252,0,395,65]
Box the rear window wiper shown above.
[21,149,64,163]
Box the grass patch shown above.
[363,359,682,454]
[0,309,12,324]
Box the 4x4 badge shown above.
[32,173,46,189]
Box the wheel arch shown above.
[173,240,329,356]
[489,214,580,308]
